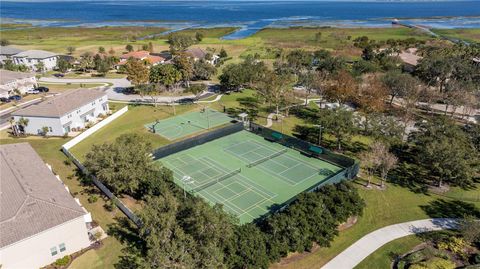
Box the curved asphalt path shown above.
[38,77,216,102]
[321,218,458,269]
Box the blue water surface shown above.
[1,1,479,39]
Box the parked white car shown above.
[26,89,40,94]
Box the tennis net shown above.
[192,168,242,192]
[247,148,288,168]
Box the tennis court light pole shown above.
[314,124,323,145]
[206,106,210,129]
[182,176,192,198]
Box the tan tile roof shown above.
[145,55,165,64]
[12,88,106,118]
[0,143,86,248]
[0,69,36,85]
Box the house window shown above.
[59,243,66,252]
[50,246,58,256]
[49,127,53,132]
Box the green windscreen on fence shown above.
[309,145,323,154]
[271,132,283,140]
[249,122,359,179]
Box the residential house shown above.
[116,50,165,69]
[12,88,108,136]
[0,143,92,269]
[0,46,24,64]
[185,47,219,65]
[398,48,422,72]
[12,50,58,71]
[0,69,37,98]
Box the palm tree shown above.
[8,118,17,136]
[41,126,49,137]
[17,117,29,136]
[35,62,45,73]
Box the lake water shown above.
[1,1,480,39]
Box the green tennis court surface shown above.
[145,108,233,140]
[157,131,343,223]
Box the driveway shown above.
[38,77,214,103]
[321,218,458,269]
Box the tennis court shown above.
[165,155,277,219]
[158,130,343,223]
[145,108,232,140]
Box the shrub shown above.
[409,257,455,269]
[87,195,98,203]
[438,237,468,259]
[473,253,480,264]
[54,255,71,266]
[94,231,103,241]
[104,199,115,211]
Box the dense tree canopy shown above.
[409,117,479,187]
[84,134,169,196]
[149,64,182,88]
[125,58,149,85]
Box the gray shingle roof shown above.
[0,143,86,248]
[13,50,57,59]
[12,88,107,118]
[0,69,36,85]
[185,47,207,59]
[0,46,24,56]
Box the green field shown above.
[145,108,233,140]
[432,28,480,43]
[157,130,342,223]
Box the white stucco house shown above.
[12,50,58,71]
[0,69,38,98]
[12,88,109,136]
[0,143,92,269]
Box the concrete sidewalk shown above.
[322,218,458,269]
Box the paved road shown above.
[321,218,458,269]
[38,77,215,102]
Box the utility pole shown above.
[206,106,210,129]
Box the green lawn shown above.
[271,181,437,269]
[355,235,423,269]
[69,104,200,160]
[68,237,123,269]
[432,28,480,43]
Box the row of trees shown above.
[83,134,365,269]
